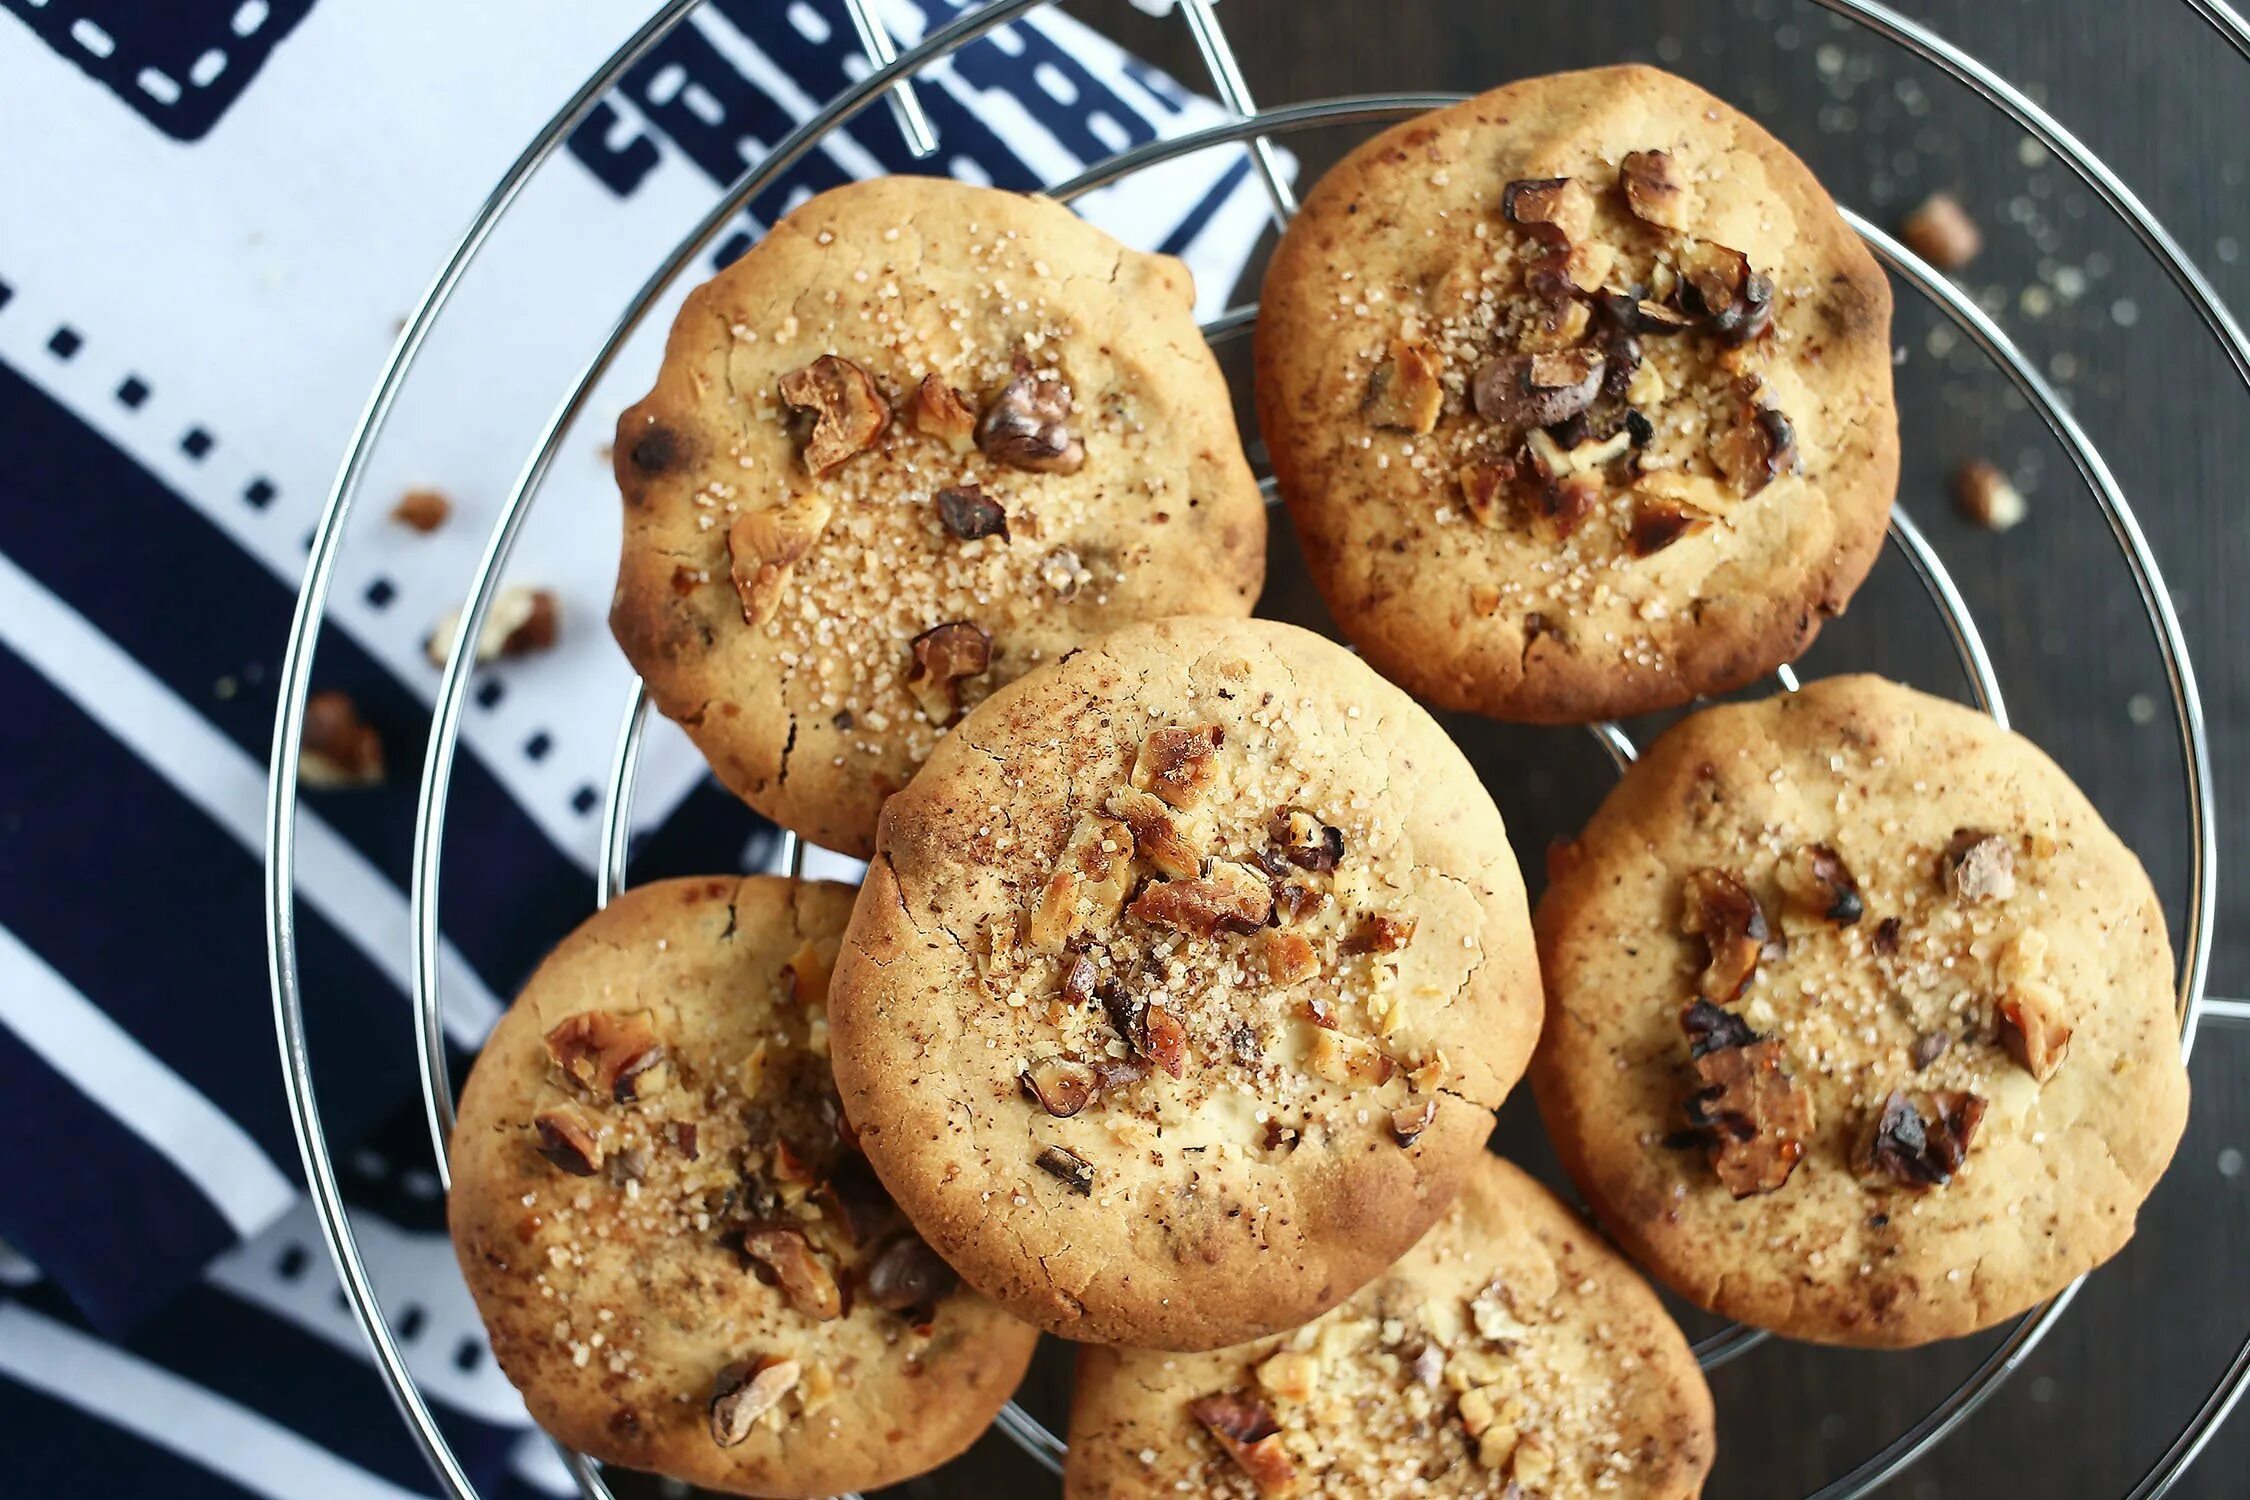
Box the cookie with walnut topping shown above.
[1531,676,2188,1347]
[1065,1154,1713,1500]
[612,175,1266,858]
[447,876,1037,1498]
[826,616,1544,1352]
[1255,66,1897,724]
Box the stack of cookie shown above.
[447,67,2188,1500]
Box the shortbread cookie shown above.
[1257,66,1896,723]
[613,176,1266,857]
[1065,1154,1714,1500]
[827,617,1543,1351]
[448,876,1038,1497]
[1532,676,2188,1347]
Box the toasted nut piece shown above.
[301,689,386,788]
[1308,1028,1396,1088]
[780,940,833,1009]
[1939,829,2017,903]
[1268,809,1345,872]
[904,620,992,727]
[1999,978,2073,1082]
[1472,350,1604,430]
[861,1232,957,1312]
[1525,425,1632,480]
[391,488,452,533]
[1028,814,1134,952]
[1677,240,1775,343]
[1680,868,1770,1003]
[1271,881,1325,926]
[532,1108,603,1175]
[1459,460,1515,529]
[1099,987,1190,1078]
[1635,468,1735,518]
[727,498,833,626]
[545,1011,666,1103]
[1131,861,1274,939]
[1260,929,1320,987]
[1364,338,1445,434]
[1523,297,1595,352]
[1510,1435,1556,1488]
[1900,191,1983,271]
[1189,1393,1299,1498]
[1137,724,1224,809]
[1021,1056,1099,1117]
[1627,494,1707,557]
[1714,393,1801,495]
[1597,289,1697,336]
[425,585,560,668]
[741,1227,843,1321]
[1776,843,1866,925]
[1954,459,2027,531]
[1035,1143,1095,1195]
[1532,472,1603,541]
[710,1357,800,1446]
[935,483,1008,542]
[909,374,978,453]
[780,355,889,476]
[1256,1350,1319,1404]
[1857,1089,1987,1188]
[1390,1099,1437,1146]
[1620,148,1695,230]
[1343,913,1417,954]
[1685,1033,1814,1197]
[1108,786,1202,879]
[1502,176,1596,241]
[978,361,1084,474]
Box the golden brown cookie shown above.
[1256,67,1896,724]
[1065,1154,1714,1499]
[1532,676,2188,1347]
[447,876,1038,1497]
[826,617,1544,1351]
[613,176,1266,857]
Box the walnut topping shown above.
[935,483,1008,542]
[1189,1393,1299,1498]
[779,354,889,476]
[1130,861,1274,938]
[1954,459,2028,532]
[1458,460,1515,528]
[1626,494,1708,557]
[1714,393,1800,494]
[1680,997,1757,1057]
[1858,1089,1987,1188]
[710,1357,800,1447]
[544,1011,666,1104]
[1502,175,1596,242]
[861,1232,957,1313]
[1777,843,1865,925]
[908,374,978,453]
[1999,978,2073,1082]
[1272,880,1325,926]
[425,585,559,668]
[1255,1350,1319,1404]
[1472,349,1604,430]
[1308,1028,1395,1088]
[1106,786,1201,879]
[1680,868,1770,1002]
[728,498,832,626]
[1680,1001,1812,1197]
[1260,929,1320,987]
[391,488,452,533]
[1900,191,1983,271]
[1364,338,1445,433]
[904,619,991,727]
[780,940,833,1009]
[1267,808,1344,872]
[1035,1143,1095,1195]
[1939,829,2017,903]
[1390,1099,1437,1146]
[1620,148,1695,230]
[1103,988,1189,1077]
[1021,1056,1098,1117]
[1678,240,1775,345]
[978,361,1084,474]
[1028,814,1134,952]
[300,689,385,788]
[1910,1030,1952,1070]
[1343,913,1417,954]
[740,1227,842,1321]
[532,1108,603,1176]
[1138,725,1224,809]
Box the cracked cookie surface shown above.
[1531,676,2188,1347]
[1255,66,1896,724]
[826,617,1543,1351]
[1065,1155,1712,1499]
[612,176,1266,858]
[447,876,1037,1497]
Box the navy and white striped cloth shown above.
[0,1,1272,1492]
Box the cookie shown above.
[1531,676,2188,1347]
[1256,66,1896,724]
[826,616,1543,1351]
[1064,1154,1714,1500]
[613,176,1266,857]
[447,876,1038,1497]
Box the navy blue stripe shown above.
[0,1371,270,1500]
[1158,154,1256,259]
[624,777,780,890]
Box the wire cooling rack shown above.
[263,1,2248,1495]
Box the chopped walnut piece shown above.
[1364,338,1445,433]
[1189,1393,1300,1498]
[1260,929,1320,987]
[1130,861,1274,938]
[1458,460,1515,528]
[908,374,978,453]
[1620,148,1695,229]
[1999,978,2073,1082]
[1714,394,1801,495]
[861,1232,957,1313]
[904,620,992,727]
[532,1108,603,1176]
[1910,1030,1953,1071]
[1955,460,2028,532]
[1680,868,1771,1002]
[1035,1143,1095,1195]
[1472,350,1604,430]
[779,354,890,476]
[1777,843,1866,925]
[1267,809,1344,872]
[301,689,385,788]
[1021,1056,1098,1117]
[1680,997,1757,1057]
[978,361,1084,474]
[1626,494,1709,558]
[1272,880,1325,926]
[935,484,1008,542]
[1526,424,1632,480]
[1141,1003,1190,1077]
[1502,175,1596,241]
[1938,829,2017,903]
[1511,1435,1557,1489]
[709,1357,801,1447]
[1107,786,1202,879]
[1679,241,1775,344]
[728,498,833,627]
[424,585,560,668]
[1390,1099,1437,1146]
[741,1227,842,1321]
[1137,724,1224,809]
[544,1011,666,1103]
[1873,916,1903,956]
[781,940,834,1011]
[1028,814,1135,952]
[1255,1350,1318,1404]
[1900,191,1983,271]
[1857,1089,1987,1188]
[391,488,452,533]
[1685,1033,1813,1197]
[1308,1028,1395,1088]
[1343,913,1417,954]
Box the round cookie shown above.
[613,176,1266,858]
[1064,1154,1714,1500]
[1531,676,2188,1347]
[447,876,1038,1497]
[1256,66,1896,724]
[826,616,1544,1351]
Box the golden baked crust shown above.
[447,876,1038,1497]
[1531,676,2189,1347]
[826,617,1544,1351]
[1256,66,1896,724]
[1064,1154,1714,1499]
[613,176,1266,858]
